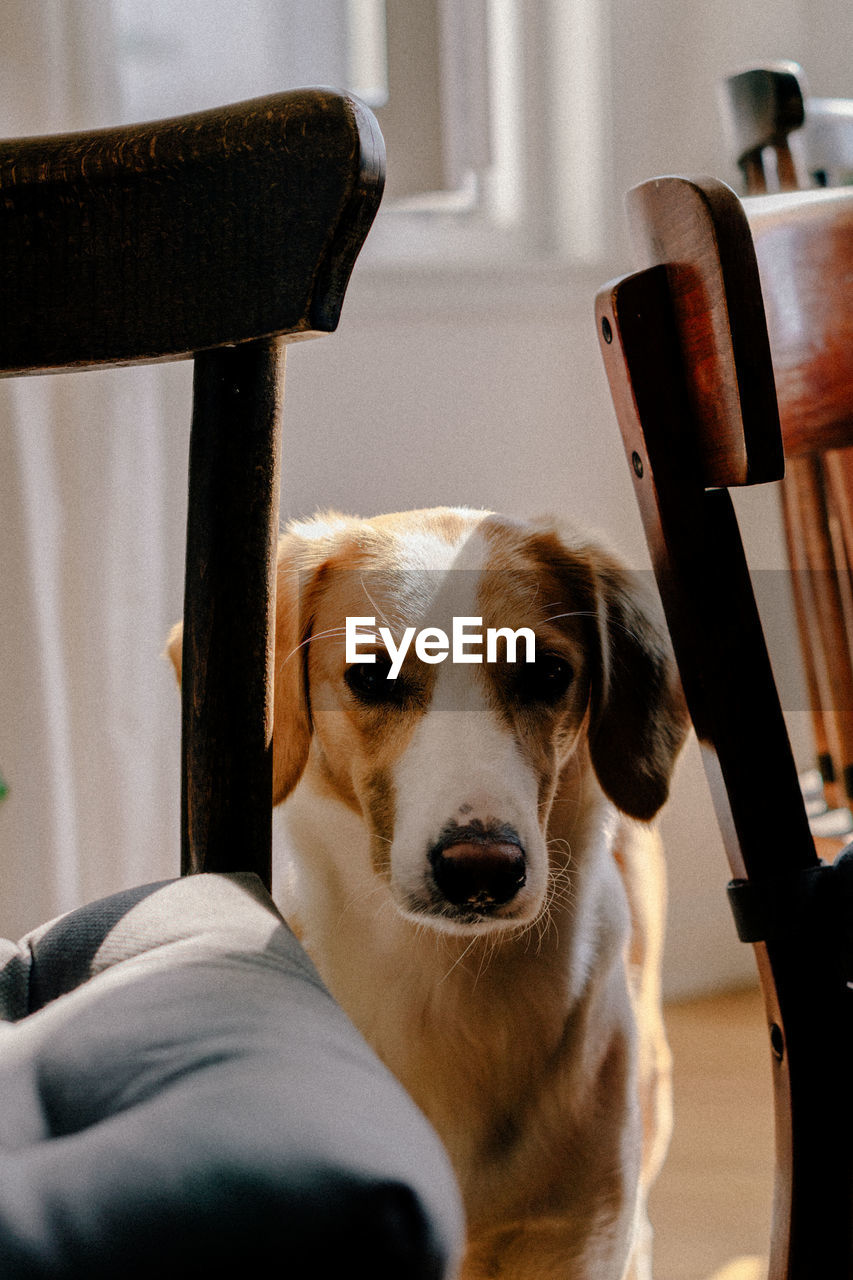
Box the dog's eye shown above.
[344,656,397,703]
[513,654,574,704]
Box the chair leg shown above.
[180,339,285,889]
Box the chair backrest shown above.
[596,175,853,1278]
[0,90,386,889]
[719,61,853,192]
[625,177,853,466]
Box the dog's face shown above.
[169,508,686,937]
[298,517,597,934]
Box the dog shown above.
[169,507,688,1279]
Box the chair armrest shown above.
[0,875,463,1278]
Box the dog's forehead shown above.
[393,524,486,573]
[307,514,596,638]
[370,525,561,624]
[315,523,489,624]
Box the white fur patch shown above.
[389,663,549,932]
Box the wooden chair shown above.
[719,63,853,822]
[0,92,464,1279]
[719,61,853,193]
[0,88,385,891]
[596,178,853,1276]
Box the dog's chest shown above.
[333,940,577,1185]
[275,782,640,1239]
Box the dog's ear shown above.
[499,517,688,821]
[585,549,688,821]
[166,622,183,682]
[270,528,320,803]
[165,519,347,806]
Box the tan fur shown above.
[169,506,687,1279]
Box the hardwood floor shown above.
[649,987,774,1280]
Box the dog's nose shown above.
[430,840,526,909]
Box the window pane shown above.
[112,0,352,121]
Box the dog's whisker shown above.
[438,933,481,984]
[514,857,576,956]
[279,625,352,668]
[536,607,647,650]
[538,609,597,625]
[474,932,502,984]
[358,576,395,630]
[335,876,390,928]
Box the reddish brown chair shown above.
[596,177,853,1276]
[720,63,853,821]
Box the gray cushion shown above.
[0,874,463,1278]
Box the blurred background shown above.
[1,5,850,1271]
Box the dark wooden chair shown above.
[0,88,385,892]
[719,63,853,822]
[0,92,464,1280]
[596,177,853,1276]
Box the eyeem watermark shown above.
[346,616,536,679]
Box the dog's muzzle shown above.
[428,822,526,912]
